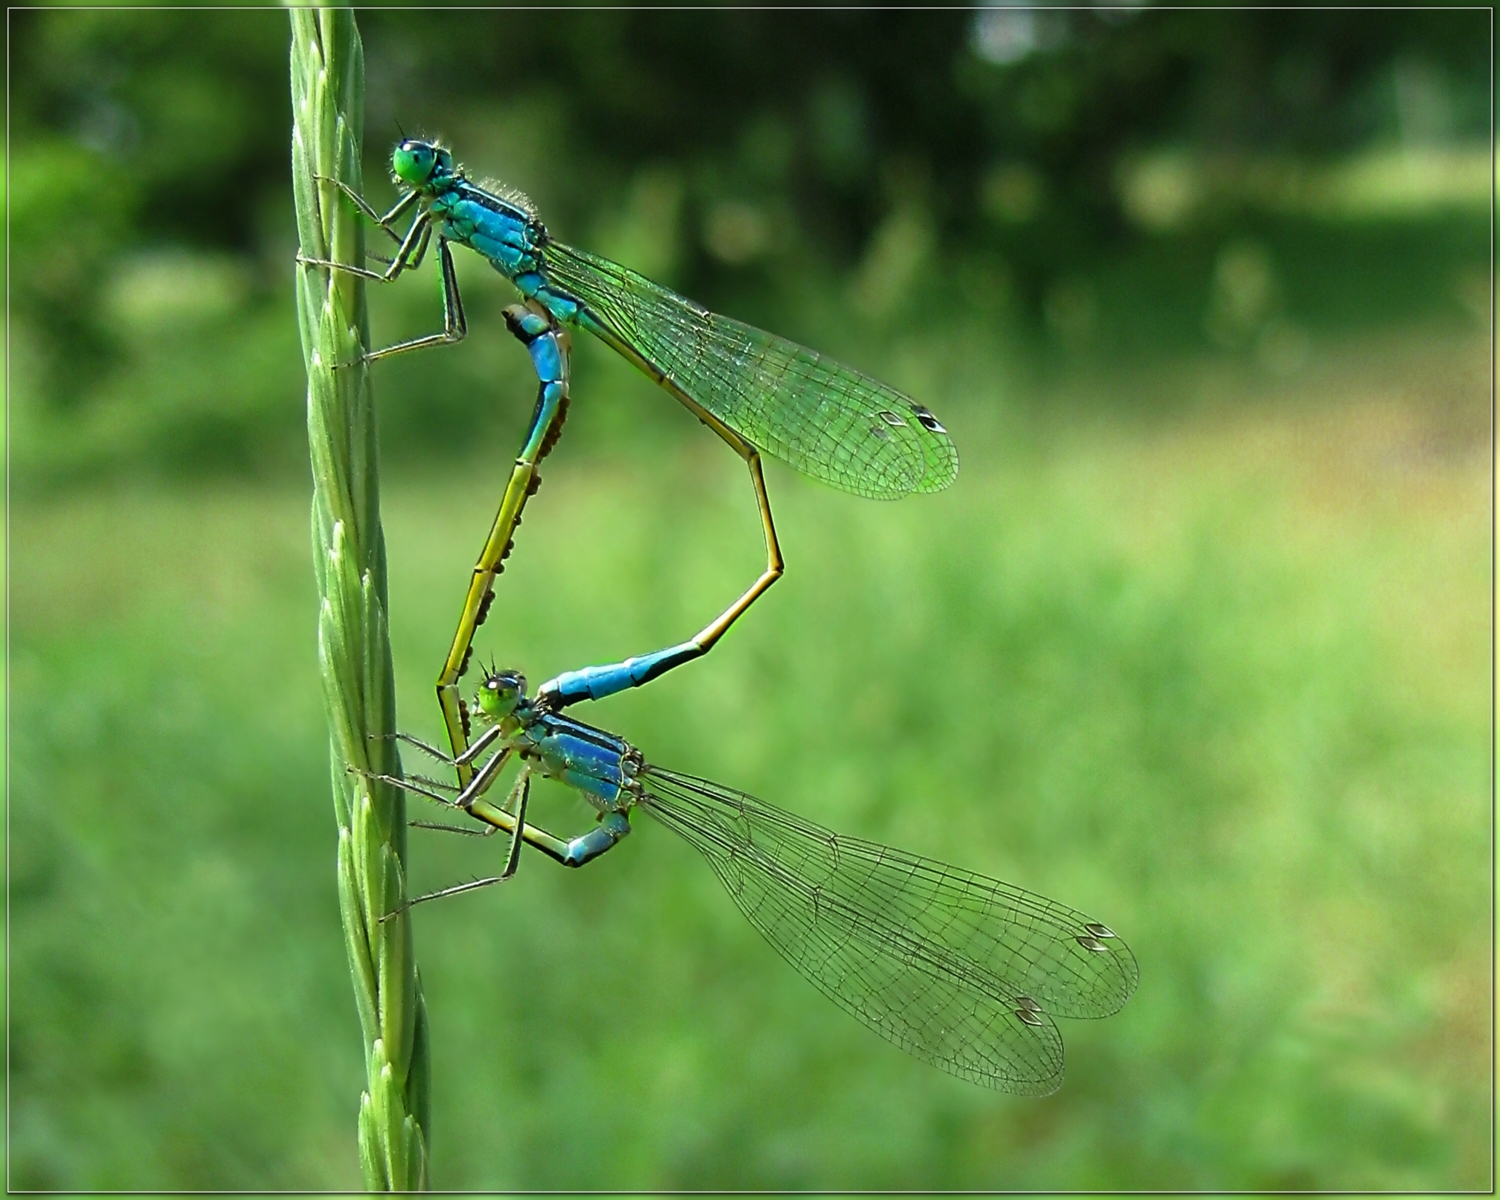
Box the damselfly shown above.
[300,139,958,787]
[370,667,1137,1096]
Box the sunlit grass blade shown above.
[290,9,429,1190]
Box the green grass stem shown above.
[289,9,430,1190]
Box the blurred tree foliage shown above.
[9,7,1489,483]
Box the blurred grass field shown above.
[11,328,1489,1190]
[9,8,1492,1190]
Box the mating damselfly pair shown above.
[300,137,1136,1095]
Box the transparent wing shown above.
[543,240,958,499]
[637,768,1137,1095]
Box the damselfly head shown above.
[392,138,452,189]
[474,669,526,723]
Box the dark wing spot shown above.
[912,405,946,434]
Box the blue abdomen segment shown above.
[534,287,579,324]
[558,812,631,867]
[504,308,565,382]
[527,335,562,382]
[538,641,702,708]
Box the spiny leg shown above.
[354,733,513,822]
[297,200,430,285]
[436,303,572,787]
[390,770,537,917]
[498,770,530,877]
[373,753,632,870]
[537,421,783,709]
[423,766,534,879]
[360,234,467,364]
[368,709,509,772]
[370,728,457,764]
[358,746,547,854]
[401,765,501,835]
[409,821,497,838]
[296,176,474,365]
[313,175,419,241]
[301,226,465,370]
[387,792,633,919]
[382,873,511,918]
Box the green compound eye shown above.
[392,140,437,186]
[474,670,526,721]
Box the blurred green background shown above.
[9,7,1491,1190]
